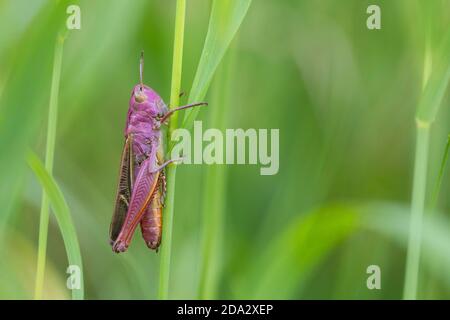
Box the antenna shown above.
[139,51,144,91]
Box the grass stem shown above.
[403,122,430,299]
[158,0,186,300]
[34,34,65,300]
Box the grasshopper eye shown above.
[134,90,146,103]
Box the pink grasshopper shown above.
[109,53,206,253]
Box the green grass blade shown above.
[158,0,186,300]
[416,28,450,124]
[197,48,235,299]
[182,0,252,129]
[27,151,84,300]
[404,125,430,299]
[34,33,65,300]
[430,134,450,209]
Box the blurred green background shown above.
[1,0,450,299]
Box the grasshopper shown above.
[109,52,206,253]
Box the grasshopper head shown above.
[130,53,168,118]
[131,84,168,119]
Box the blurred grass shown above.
[27,151,83,299]
[0,0,450,299]
[161,0,252,299]
[191,0,252,299]
[34,33,65,300]
[197,46,235,299]
[0,0,67,236]
[430,135,450,209]
[235,204,359,299]
[422,134,450,297]
[404,5,450,299]
[182,0,252,130]
[0,228,69,299]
